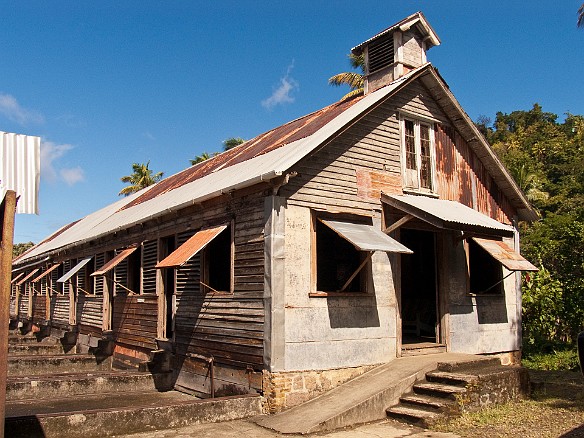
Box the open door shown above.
[400,229,439,346]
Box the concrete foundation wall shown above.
[281,205,398,371]
[444,233,521,355]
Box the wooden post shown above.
[0,190,17,438]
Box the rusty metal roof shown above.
[91,245,139,276]
[122,97,363,210]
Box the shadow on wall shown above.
[327,294,380,329]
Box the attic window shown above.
[368,34,395,74]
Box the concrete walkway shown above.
[117,418,459,438]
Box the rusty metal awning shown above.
[320,219,413,253]
[31,263,61,283]
[57,257,93,283]
[10,272,24,284]
[156,224,228,269]
[381,193,515,238]
[91,245,139,277]
[472,238,537,272]
[16,268,39,286]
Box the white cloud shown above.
[60,167,85,185]
[261,62,299,110]
[0,93,44,125]
[143,131,156,141]
[41,140,84,186]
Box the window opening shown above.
[468,239,503,294]
[401,117,435,192]
[316,220,364,293]
[203,224,232,293]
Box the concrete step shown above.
[399,393,454,411]
[412,381,467,400]
[8,354,111,377]
[386,404,440,427]
[6,370,163,401]
[425,370,478,386]
[8,334,55,344]
[5,391,261,438]
[9,343,67,356]
[437,356,501,372]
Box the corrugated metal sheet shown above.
[156,224,227,268]
[382,193,515,237]
[31,263,61,283]
[472,238,537,272]
[57,257,93,283]
[0,131,40,214]
[91,245,138,276]
[11,272,24,284]
[320,219,413,253]
[16,268,39,286]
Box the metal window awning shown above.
[31,263,61,283]
[11,272,24,284]
[57,257,93,283]
[16,268,39,286]
[381,193,515,238]
[91,244,139,277]
[472,237,537,272]
[156,224,228,269]
[320,219,413,253]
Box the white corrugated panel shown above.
[0,131,40,214]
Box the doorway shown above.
[400,229,439,345]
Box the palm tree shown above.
[190,152,214,166]
[328,53,365,100]
[119,161,164,196]
[579,3,584,28]
[223,137,245,151]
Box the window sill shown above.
[309,291,369,298]
[402,188,439,198]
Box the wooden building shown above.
[11,12,537,412]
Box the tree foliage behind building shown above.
[480,104,584,351]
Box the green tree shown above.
[328,53,365,101]
[13,241,34,258]
[223,137,245,151]
[190,152,215,165]
[119,161,164,196]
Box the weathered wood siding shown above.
[142,240,157,294]
[32,294,46,321]
[50,295,70,326]
[173,194,265,373]
[112,294,158,350]
[77,295,103,335]
[283,80,515,223]
[9,295,16,318]
[19,293,29,317]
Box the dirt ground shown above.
[431,370,584,438]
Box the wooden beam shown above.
[383,214,414,234]
[339,252,373,292]
[0,191,17,438]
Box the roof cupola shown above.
[352,12,440,94]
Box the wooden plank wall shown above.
[50,295,70,326]
[112,294,158,351]
[32,294,46,321]
[172,193,265,393]
[18,294,29,317]
[77,295,103,336]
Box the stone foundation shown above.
[262,365,377,413]
[484,350,522,366]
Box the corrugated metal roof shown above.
[0,131,40,214]
[156,224,227,269]
[320,219,412,254]
[472,238,537,272]
[382,193,515,237]
[57,256,93,283]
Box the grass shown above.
[431,369,584,438]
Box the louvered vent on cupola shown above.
[352,12,440,94]
[368,34,395,74]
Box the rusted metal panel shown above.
[356,169,402,200]
[30,263,60,283]
[472,238,537,272]
[156,225,227,269]
[91,245,138,276]
[16,269,39,286]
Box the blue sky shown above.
[4,1,584,243]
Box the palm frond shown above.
[578,3,584,28]
[328,72,364,90]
